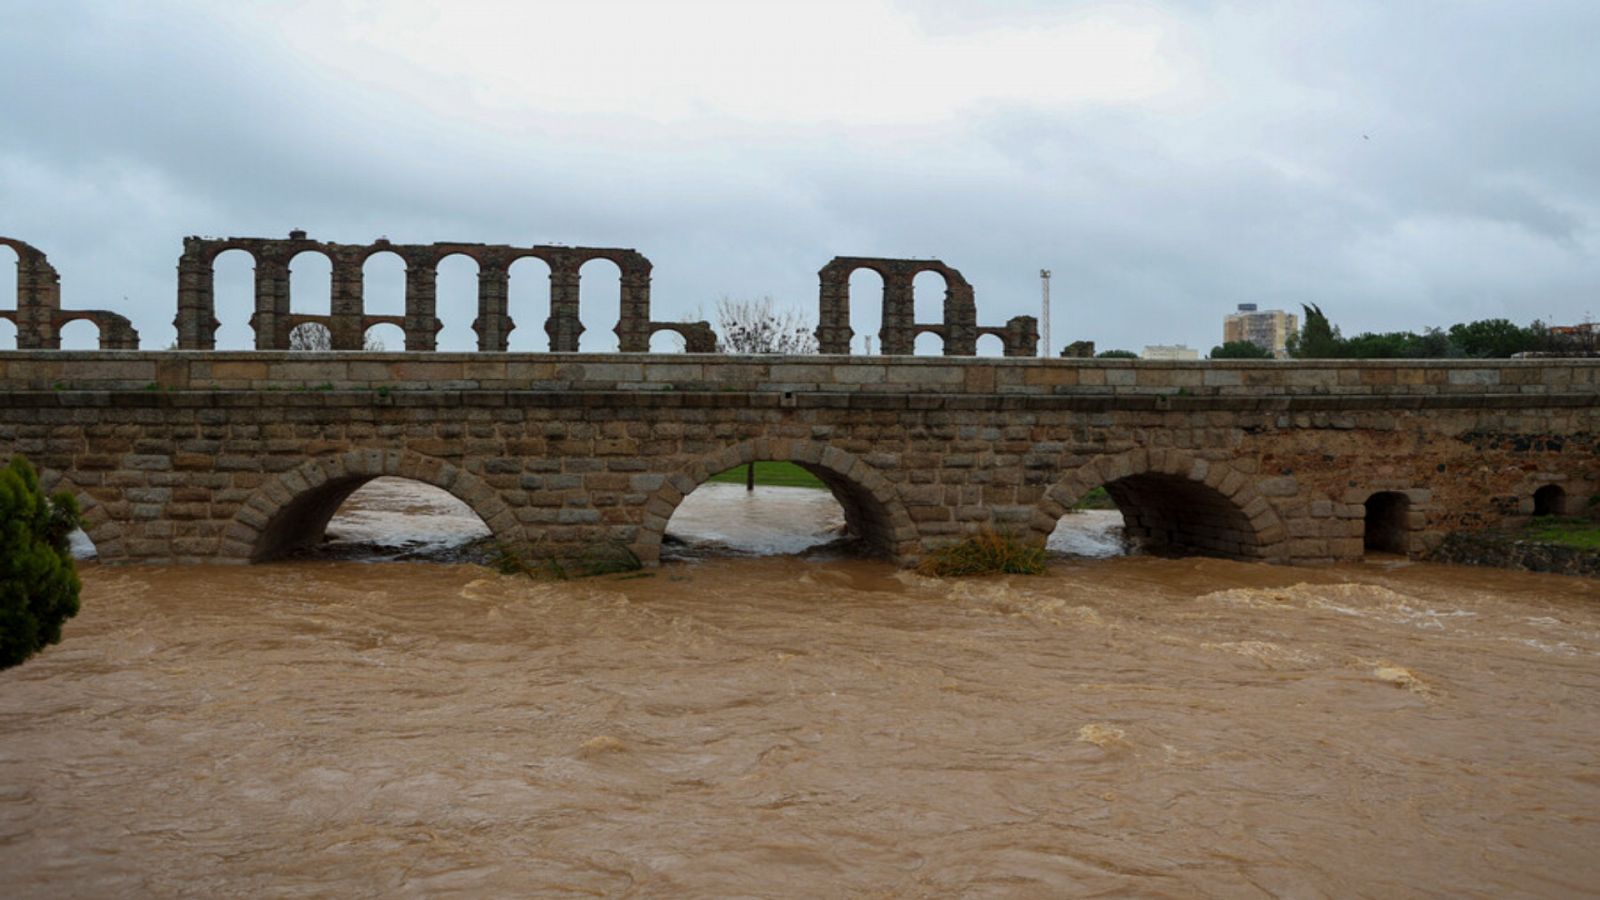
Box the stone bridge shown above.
[0,352,1594,569]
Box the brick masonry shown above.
[1,352,1595,567]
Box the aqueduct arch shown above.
[175,233,658,353]
[223,450,518,562]
[1,236,139,350]
[632,439,919,565]
[1035,449,1290,562]
[816,256,1037,357]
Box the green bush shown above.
[917,530,1047,577]
[1,456,83,669]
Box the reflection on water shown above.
[7,481,1599,895]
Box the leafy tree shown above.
[1341,331,1411,358]
[1287,303,1343,358]
[1095,349,1139,359]
[1405,327,1455,359]
[1209,340,1274,359]
[0,456,82,669]
[715,297,817,354]
[1448,318,1534,358]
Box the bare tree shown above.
[714,296,817,354]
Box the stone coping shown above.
[1,389,1593,416]
[0,351,1596,398]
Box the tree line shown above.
[1281,304,1592,360]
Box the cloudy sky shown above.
[3,0,1597,353]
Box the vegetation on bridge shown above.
[918,530,1048,577]
[0,456,83,670]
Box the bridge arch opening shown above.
[638,443,913,564]
[0,317,15,349]
[1363,491,1411,556]
[1043,453,1283,561]
[663,462,849,558]
[914,331,944,355]
[577,257,622,353]
[1533,484,1567,517]
[246,471,499,563]
[67,525,97,561]
[435,253,480,351]
[1052,475,1261,559]
[976,332,1006,358]
[58,318,100,350]
[212,248,256,349]
[362,250,406,317]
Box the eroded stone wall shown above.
[816,256,1036,356]
[1,237,140,350]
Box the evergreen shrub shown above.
[1,456,83,669]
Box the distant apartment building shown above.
[1142,344,1200,360]
[1223,304,1299,358]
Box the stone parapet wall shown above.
[1,352,1596,400]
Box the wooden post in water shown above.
[746,462,755,492]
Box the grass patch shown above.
[1073,486,1115,510]
[1521,516,1600,551]
[705,461,826,489]
[917,529,1048,577]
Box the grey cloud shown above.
[2,0,1598,356]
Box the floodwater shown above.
[6,482,1600,896]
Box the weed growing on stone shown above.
[917,529,1047,577]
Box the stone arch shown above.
[286,246,334,317]
[431,250,483,351]
[632,438,918,565]
[362,321,405,351]
[223,450,518,562]
[1034,449,1289,562]
[54,315,100,350]
[360,248,408,317]
[646,321,717,352]
[1363,491,1411,556]
[504,253,553,351]
[572,255,624,353]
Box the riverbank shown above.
[1428,517,1600,577]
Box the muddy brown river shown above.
[5,482,1600,896]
